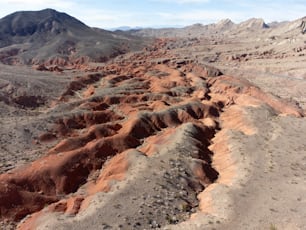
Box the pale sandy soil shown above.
[219,113,306,230]
[173,106,306,230]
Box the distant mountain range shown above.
[0,9,146,65]
[127,17,306,38]
[109,26,144,31]
[108,25,184,31]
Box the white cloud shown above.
[0,0,74,8]
[212,0,306,22]
[227,0,306,22]
[151,0,210,4]
[156,9,248,25]
[156,1,306,26]
[76,9,132,28]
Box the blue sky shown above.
[0,0,306,28]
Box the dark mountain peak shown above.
[3,8,77,23]
[0,9,146,65]
[37,8,60,15]
[0,8,88,37]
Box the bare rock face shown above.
[237,18,269,30]
[300,19,306,34]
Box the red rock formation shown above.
[208,75,304,117]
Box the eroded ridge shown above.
[0,47,222,229]
[0,40,303,230]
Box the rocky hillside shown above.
[0,9,147,65]
[129,17,306,38]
